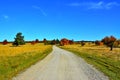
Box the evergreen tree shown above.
[43,38,47,45]
[56,39,60,44]
[13,32,25,46]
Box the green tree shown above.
[13,32,25,46]
[101,36,116,51]
[35,39,39,43]
[43,38,47,45]
[51,39,56,45]
[56,39,60,44]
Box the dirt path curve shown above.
[12,46,109,80]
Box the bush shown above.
[3,39,8,45]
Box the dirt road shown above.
[13,46,109,80]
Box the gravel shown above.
[12,46,109,80]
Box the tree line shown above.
[1,32,60,46]
[1,32,120,51]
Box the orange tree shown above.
[101,36,116,51]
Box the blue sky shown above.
[0,0,120,41]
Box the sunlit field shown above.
[0,43,52,80]
[0,43,51,56]
[60,44,120,80]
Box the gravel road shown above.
[12,46,109,80]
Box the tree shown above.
[13,32,25,46]
[69,39,74,45]
[3,39,8,45]
[60,38,69,46]
[43,38,47,45]
[51,39,56,45]
[95,40,103,46]
[31,41,36,45]
[81,40,85,46]
[113,40,120,47]
[35,39,39,43]
[56,39,60,44]
[101,36,116,51]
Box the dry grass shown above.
[60,44,120,80]
[0,43,50,56]
[62,45,120,61]
[0,43,52,80]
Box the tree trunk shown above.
[110,46,113,51]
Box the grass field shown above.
[60,44,120,80]
[0,43,52,80]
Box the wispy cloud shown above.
[67,1,120,10]
[0,15,9,22]
[3,15,9,19]
[67,3,81,6]
[105,2,120,9]
[32,5,47,16]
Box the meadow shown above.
[0,43,52,80]
[60,44,120,80]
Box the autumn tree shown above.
[60,38,69,46]
[31,41,36,45]
[3,39,8,45]
[113,40,120,47]
[13,32,25,46]
[101,36,116,51]
[95,40,103,46]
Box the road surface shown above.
[13,46,109,80]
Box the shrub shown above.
[3,39,8,45]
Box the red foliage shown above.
[69,40,74,45]
[101,35,116,50]
[60,38,69,46]
[95,40,103,46]
[60,38,74,46]
[3,40,8,45]
[31,41,36,45]
[102,36,116,46]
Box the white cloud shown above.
[67,1,120,10]
[105,2,120,9]
[88,1,104,9]
[32,5,47,16]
